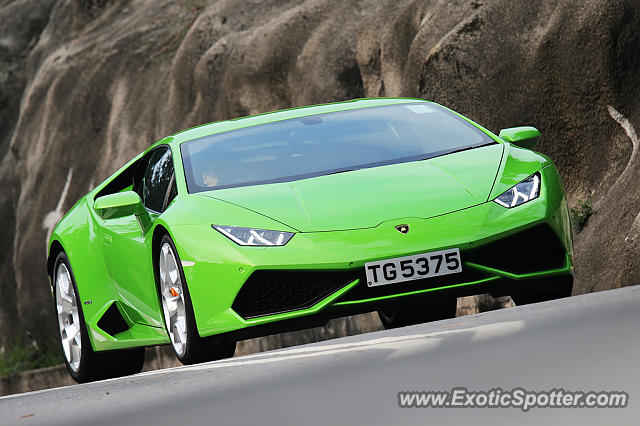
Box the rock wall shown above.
[1,0,639,348]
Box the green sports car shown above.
[47,98,573,382]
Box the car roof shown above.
[156,98,430,148]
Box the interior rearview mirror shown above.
[94,191,143,219]
[499,126,541,150]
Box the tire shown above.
[511,275,574,306]
[156,234,236,364]
[378,297,458,329]
[53,251,145,383]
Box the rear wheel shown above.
[378,298,458,329]
[54,251,145,383]
[157,234,236,364]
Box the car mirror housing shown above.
[94,191,143,219]
[499,126,541,150]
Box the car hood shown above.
[198,144,505,232]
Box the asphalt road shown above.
[2,286,639,425]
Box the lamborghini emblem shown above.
[395,224,410,234]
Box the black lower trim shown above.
[216,274,572,342]
[232,270,358,319]
[337,269,490,303]
[464,224,566,274]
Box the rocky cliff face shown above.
[1,0,639,347]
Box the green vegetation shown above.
[0,339,63,377]
[570,192,594,232]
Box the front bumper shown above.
[170,164,573,339]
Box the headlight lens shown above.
[493,172,541,208]
[212,225,294,246]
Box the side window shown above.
[95,156,145,200]
[142,147,175,213]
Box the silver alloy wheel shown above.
[159,242,187,357]
[55,263,81,372]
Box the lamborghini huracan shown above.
[47,98,573,382]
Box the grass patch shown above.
[570,192,594,233]
[0,338,63,377]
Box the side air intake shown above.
[232,270,358,319]
[97,302,130,336]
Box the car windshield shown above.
[180,102,494,192]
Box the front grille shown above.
[337,268,491,303]
[232,270,358,319]
[464,224,566,274]
[232,225,566,318]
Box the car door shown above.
[101,146,177,327]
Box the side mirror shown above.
[94,191,143,219]
[499,126,541,150]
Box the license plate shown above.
[364,248,462,287]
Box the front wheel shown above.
[378,297,458,329]
[54,251,145,383]
[157,234,236,364]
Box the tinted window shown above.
[143,148,174,212]
[95,155,148,200]
[180,103,493,193]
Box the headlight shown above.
[212,225,294,246]
[493,172,541,208]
